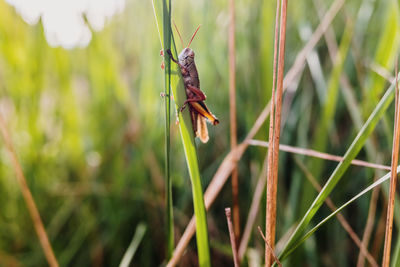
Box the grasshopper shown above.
[166,25,219,143]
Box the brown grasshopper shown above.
[166,25,219,143]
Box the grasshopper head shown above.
[178,47,195,64]
[174,24,200,64]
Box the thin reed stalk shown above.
[266,0,288,265]
[382,58,400,267]
[225,208,240,267]
[228,0,240,246]
[265,0,279,262]
[258,227,283,267]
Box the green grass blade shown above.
[152,0,174,259]
[152,1,211,266]
[162,0,174,259]
[168,37,212,267]
[282,167,400,259]
[277,80,396,263]
[119,223,147,267]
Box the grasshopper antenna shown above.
[187,24,201,48]
[173,20,184,49]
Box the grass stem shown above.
[161,0,174,259]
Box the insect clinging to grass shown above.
[166,24,219,143]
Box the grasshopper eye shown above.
[189,50,195,58]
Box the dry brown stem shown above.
[0,114,59,267]
[265,0,288,265]
[382,58,400,267]
[225,208,240,267]
[228,0,240,246]
[248,139,391,171]
[265,0,280,264]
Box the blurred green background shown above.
[0,0,400,266]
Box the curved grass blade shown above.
[282,167,400,260]
[119,223,147,267]
[152,1,211,266]
[276,80,397,263]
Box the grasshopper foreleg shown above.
[166,49,179,64]
[166,49,190,75]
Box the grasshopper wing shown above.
[196,115,209,143]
